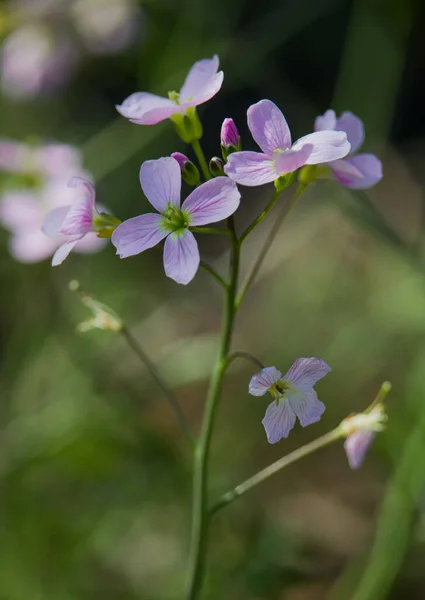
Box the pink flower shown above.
[249,358,331,443]
[116,55,223,125]
[112,157,240,284]
[224,100,350,187]
[315,110,382,189]
[220,118,240,155]
[341,404,387,469]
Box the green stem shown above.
[186,217,240,600]
[235,184,307,310]
[190,226,232,236]
[191,139,211,181]
[200,261,228,289]
[210,427,343,516]
[239,189,281,244]
[121,327,195,446]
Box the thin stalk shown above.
[226,351,265,370]
[190,226,232,236]
[121,326,195,446]
[191,139,211,181]
[210,427,343,515]
[239,189,281,244]
[200,261,228,289]
[186,217,240,600]
[236,184,307,309]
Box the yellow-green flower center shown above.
[161,203,191,234]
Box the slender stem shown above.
[121,326,195,446]
[239,189,281,244]
[190,226,232,236]
[235,184,307,309]
[186,217,240,600]
[226,351,265,370]
[210,427,342,515]
[200,261,228,289]
[191,139,211,181]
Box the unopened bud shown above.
[171,152,200,186]
[209,156,224,177]
[220,118,241,160]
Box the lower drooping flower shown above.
[42,177,117,265]
[249,358,331,443]
[340,403,387,469]
[112,156,240,285]
[314,110,382,189]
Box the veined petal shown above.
[179,55,223,105]
[112,213,168,258]
[284,357,331,387]
[116,92,179,125]
[182,177,240,225]
[249,366,282,396]
[344,430,375,469]
[315,109,336,132]
[262,400,296,443]
[58,199,95,235]
[140,157,181,212]
[335,111,364,153]
[42,205,72,238]
[292,131,350,164]
[288,387,325,427]
[274,145,313,174]
[52,238,81,266]
[330,154,382,189]
[247,99,291,156]
[163,229,200,285]
[224,151,277,186]
[67,177,96,205]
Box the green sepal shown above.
[274,171,296,192]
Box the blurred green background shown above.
[1,0,425,598]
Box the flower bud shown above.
[209,156,224,177]
[220,118,241,160]
[171,152,200,186]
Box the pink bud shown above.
[220,118,240,148]
[171,152,190,169]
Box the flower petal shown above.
[140,157,181,212]
[112,213,168,258]
[288,387,325,427]
[335,111,364,153]
[274,145,313,174]
[163,229,200,285]
[330,154,382,189]
[247,99,292,156]
[0,192,41,231]
[315,109,336,132]
[58,178,96,235]
[52,238,81,266]
[9,230,57,263]
[284,357,331,387]
[292,131,350,164]
[179,55,223,105]
[262,400,296,443]
[224,151,277,186]
[344,430,375,469]
[74,232,107,254]
[249,366,282,396]
[42,206,72,237]
[182,177,240,225]
[116,92,179,125]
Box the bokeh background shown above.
[1,0,425,598]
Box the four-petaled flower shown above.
[42,177,116,266]
[341,404,387,469]
[111,157,240,285]
[249,358,331,443]
[224,100,351,186]
[116,56,223,125]
[315,110,382,189]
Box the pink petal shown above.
[288,388,325,427]
[249,367,282,396]
[112,213,168,258]
[224,151,277,186]
[292,131,350,164]
[315,109,336,132]
[247,99,292,156]
[58,181,96,235]
[0,192,41,231]
[9,230,58,263]
[284,358,331,387]
[182,177,240,225]
[274,145,313,174]
[335,111,364,153]
[74,232,107,254]
[139,157,181,212]
[262,400,296,443]
[163,229,199,285]
[330,154,382,189]
[42,205,72,237]
[116,92,179,125]
[179,55,223,105]
[52,238,81,266]
[344,430,375,469]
